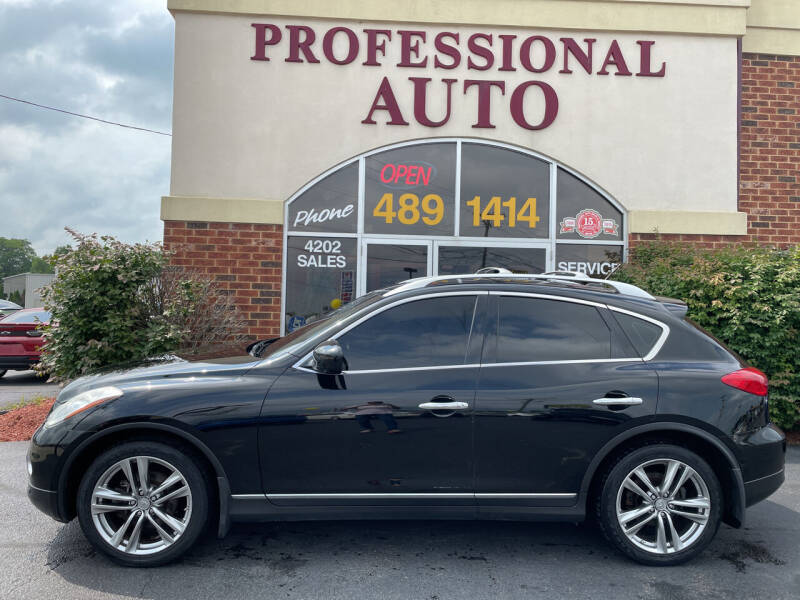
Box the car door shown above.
[259,291,487,506]
[474,292,660,507]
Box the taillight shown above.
[722,367,768,396]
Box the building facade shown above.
[2,273,55,309]
[162,0,800,338]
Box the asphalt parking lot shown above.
[1,441,798,600]
[0,370,60,410]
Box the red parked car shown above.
[0,308,51,378]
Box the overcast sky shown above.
[0,0,173,255]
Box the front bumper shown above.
[27,483,64,521]
[27,425,71,522]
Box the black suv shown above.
[27,273,785,567]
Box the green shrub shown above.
[39,230,245,380]
[612,242,800,431]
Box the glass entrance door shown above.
[362,239,432,293]
[435,241,548,276]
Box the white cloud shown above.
[0,0,174,255]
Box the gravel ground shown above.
[1,441,798,600]
[0,399,55,441]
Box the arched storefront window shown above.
[282,139,626,333]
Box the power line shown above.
[0,93,172,136]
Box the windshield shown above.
[257,290,386,359]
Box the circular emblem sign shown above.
[575,209,603,239]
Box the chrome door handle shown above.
[418,401,470,410]
[592,397,644,406]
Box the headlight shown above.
[44,386,123,428]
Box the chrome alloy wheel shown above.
[615,458,711,555]
[90,456,193,555]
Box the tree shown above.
[51,245,72,258]
[0,238,37,278]
[30,255,54,274]
[0,238,54,297]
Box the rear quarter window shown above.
[612,311,663,358]
[495,296,612,362]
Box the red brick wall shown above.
[163,221,283,339]
[739,52,800,245]
[631,53,800,250]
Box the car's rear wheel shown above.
[77,441,209,567]
[596,444,722,566]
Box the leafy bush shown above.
[39,230,246,380]
[612,242,800,430]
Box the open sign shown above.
[379,162,437,187]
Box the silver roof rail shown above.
[384,271,654,300]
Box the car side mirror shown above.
[312,339,346,375]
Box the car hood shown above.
[57,354,262,402]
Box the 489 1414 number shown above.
[373,193,444,226]
[465,196,540,229]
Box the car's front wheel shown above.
[596,444,722,566]
[77,441,209,567]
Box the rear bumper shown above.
[0,355,39,369]
[739,424,786,507]
[744,468,785,507]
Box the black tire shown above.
[0,370,6,378]
[77,441,210,567]
[596,443,722,566]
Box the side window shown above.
[612,311,663,358]
[338,296,478,371]
[495,297,611,363]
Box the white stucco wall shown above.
[169,13,739,219]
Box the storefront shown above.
[162,0,800,338]
[283,138,625,331]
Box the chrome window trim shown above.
[488,290,606,308]
[295,363,484,375]
[296,358,641,375]
[607,305,671,362]
[480,358,641,368]
[290,291,670,373]
[291,291,486,372]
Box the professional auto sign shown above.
[560,209,618,239]
[249,24,669,131]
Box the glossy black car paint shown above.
[28,279,786,535]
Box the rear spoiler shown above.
[655,295,688,317]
